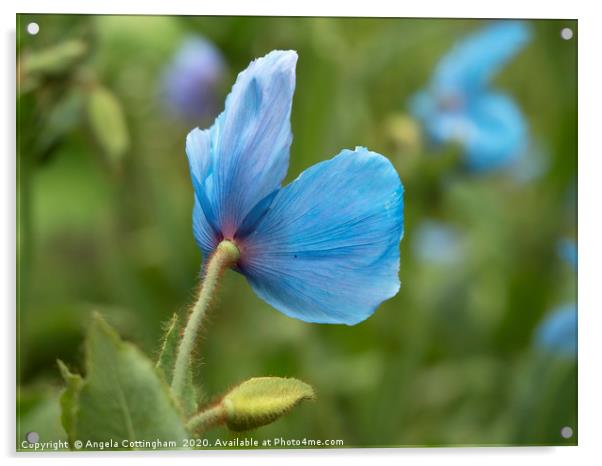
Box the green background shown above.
[17,15,577,448]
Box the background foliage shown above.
[17,15,577,448]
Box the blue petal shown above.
[432,20,531,95]
[409,91,470,148]
[192,196,219,259]
[558,239,578,270]
[238,147,404,325]
[412,91,527,172]
[534,304,577,357]
[186,50,297,248]
[419,109,467,146]
[186,127,221,254]
[408,90,436,130]
[186,127,212,197]
[463,93,528,171]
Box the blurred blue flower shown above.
[412,220,463,265]
[162,36,226,121]
[409,21,531,171]
[534,304,577,357]
[558,239,577,269]
[186,50,404,325]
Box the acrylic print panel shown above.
[16,14,577,451]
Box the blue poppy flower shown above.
[409,21,531,171]
[162,35,226,121]
[186,50,404,325]
[534,304,577,357]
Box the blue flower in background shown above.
[533,239,577,356]
[534,304,577,357]
[412,220,463,265]
[186,50,404,325]
[410,21,531,172]
[162,36,226,121]
[558,239,577,269]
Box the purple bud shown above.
[162,36,226,121]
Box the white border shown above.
[8,0,581,18]
[3,1,600,465]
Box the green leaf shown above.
[57,360,82,444]
[58,313,188,450]
[22,39,87,77]
[156,314,199,416]
[221,377,315,432]
[17,385,69,451]
[86,86,129,168]
[36,92,84,154]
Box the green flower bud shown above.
[221,377,315,432]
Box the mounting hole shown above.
[560,27,573,40]
[560,426,574,439]
[25,431,39,443]
[26,22,40,36]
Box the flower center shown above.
[438,92,464,111]
[216,239,241,264]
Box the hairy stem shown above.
[171,240,240,400]
[186,403,226,434]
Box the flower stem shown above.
[171,240,240,400]
[186,404,226,434]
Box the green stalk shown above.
[171,240,240,400]
[186,404,227,434]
